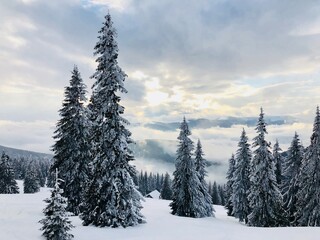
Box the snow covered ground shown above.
[1,181,320,240]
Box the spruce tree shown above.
[39,170,74,240]
[80,13,144,227]
[218,184,226,206]
[295,107,320,226]
[24,161,40,193]
[51,66,90,215]
[0,152,19,194]
[170,117,210,218]
[160,172,173,200]
[273,140,283,186]
[211,181,222,205]
[248,108,288,227]
[225,154,235,215]
[194,139,214,216]
[232,129,251,223]
[282,132,303,225]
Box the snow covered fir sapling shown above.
[39,170,74,240]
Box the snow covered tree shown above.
[160,172,173,200]
[51,66,91,215]
[211,181,222,205]
[273,140,283,186]
[295,107,320,226]
[39,170,74,240]
[232,129,252,223]
[170,117,212,218]
[218,184,226,206]
[248,108,288,227]
[80,13,144,228]
[0,152,19,194]
[194,139,214,216]
[24,161,40,193]
[282,132,303,225]
[225,154,235,216]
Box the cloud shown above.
[0,120,55,153]
[1,0,320,158]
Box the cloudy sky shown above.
[1,0,320,163]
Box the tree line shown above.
[0,152,50,194]
[225,107,320,227]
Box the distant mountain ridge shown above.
[144,116,296,132]
[0,145,52,160]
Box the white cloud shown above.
[85,0,132,12]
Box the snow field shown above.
[0,182,320,240]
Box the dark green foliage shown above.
[160,172,173,200]
[225,154,235,215]
[211,181,222,205]
[24,161,40,193]
[273,140,283,186]
[0,152,19,194]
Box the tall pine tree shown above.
[0,152,19,194]
[295,107,320,226]
[194,139,214,216]
[248,108,288,227]
[80,13,144,227]
[170,117,211,218]
[232,129,251,223]
[51,66,90,215]
[282,132,303,225]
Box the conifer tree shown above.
[24,161,40,193]
[232,129,251,223]
[80,13,144,227]
[170,117,211,218]
[160,172,173,200]
[295,107,320,226]
[51,66,90,215]
[225,154,235,215]
[282,132,303,225]
[211,181,222,205]
[273,140,283,186]
[0,152,19,194]
[218,184,226,206]
[39,170,74,240]
[194,139,214,216]
[248,108,288,227]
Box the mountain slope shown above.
[0,145,52,160]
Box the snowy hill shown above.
[0,144,52,160]
[1,182,320,240]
